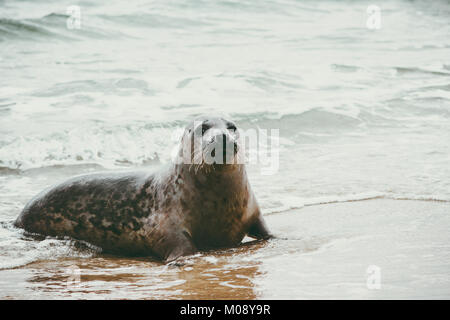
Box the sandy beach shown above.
[1,199,448,299]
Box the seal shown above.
[14,116,272,262]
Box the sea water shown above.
[0,0,449,298]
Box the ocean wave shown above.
[0,12,123,42]
[263,192,386,215]
[234,110,362,136]
[0,221,99,270]
[174,71,303,94]
[263,192,450,215]
[98,13,212,29]
[0,109,365,171]
[32,78,155,97]
[331,64,361,73]
[0,17,68,41]
[0,124,169,171]
[395,67,450,77]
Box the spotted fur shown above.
[14,117,272,262]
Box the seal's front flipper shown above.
[247,214,272,240]
[158,231,197,263]
[164,244,196,263]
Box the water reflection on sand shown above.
[1,199,449,299]
[14,241,267,299]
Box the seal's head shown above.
[178,116,243,171]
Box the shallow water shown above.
[1,200,449,299]
[1,0,450,299]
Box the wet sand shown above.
[1,199,449,299]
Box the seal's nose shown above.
[213,133,233,145]
[210,133,236,163]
